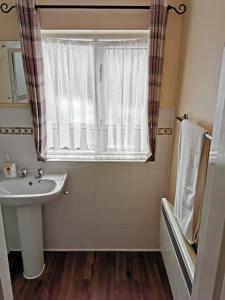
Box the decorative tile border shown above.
[158,128,173,135]
[0,127,33,135]
[0,127,172,136]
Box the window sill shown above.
[46,153,150,162]
[46,158,147,162]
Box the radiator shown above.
[160,198,196,300]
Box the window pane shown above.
[42,38,96,151]
[101,39,149,153]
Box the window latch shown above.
[99,64,103,82]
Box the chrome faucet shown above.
[20,168,28,177]
[35,168,44,179]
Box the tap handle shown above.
[36,168,44,178]
[20,168,28,177]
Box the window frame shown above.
[42,30,150,162]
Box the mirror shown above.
[0,41,28,105]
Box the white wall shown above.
[168,0,225,202]
[0,107,174,250]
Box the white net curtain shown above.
[42,37,150,160]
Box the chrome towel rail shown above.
[176,114,212,141]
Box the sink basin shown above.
[0,174,67,207]
[0,173,67,279]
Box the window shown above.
[42,31,150,161]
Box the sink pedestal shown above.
[0,173,67,279]
[17,205,45,279]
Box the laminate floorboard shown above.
[9,251,173,300]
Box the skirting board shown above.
[8,248,160,252]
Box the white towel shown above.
[174,120,209,245]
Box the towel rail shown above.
[176,114,212,141]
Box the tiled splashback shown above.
[0,108,174,251]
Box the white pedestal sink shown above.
[0,173,67,279]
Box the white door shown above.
[0,206,13,300]
[191,46,225,300]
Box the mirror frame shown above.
[0,41,29,108]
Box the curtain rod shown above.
[176,114,212,141]
[1,3,187,15]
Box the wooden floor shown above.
[9,251,173,300]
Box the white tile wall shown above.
[0,108,174,250]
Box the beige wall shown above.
[0,0,184,108]
[168,0,225,201]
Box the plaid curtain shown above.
[16,0,46,161]
[147,0,168,161]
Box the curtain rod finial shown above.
[168,4,187,15]
[0,3,15,13]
